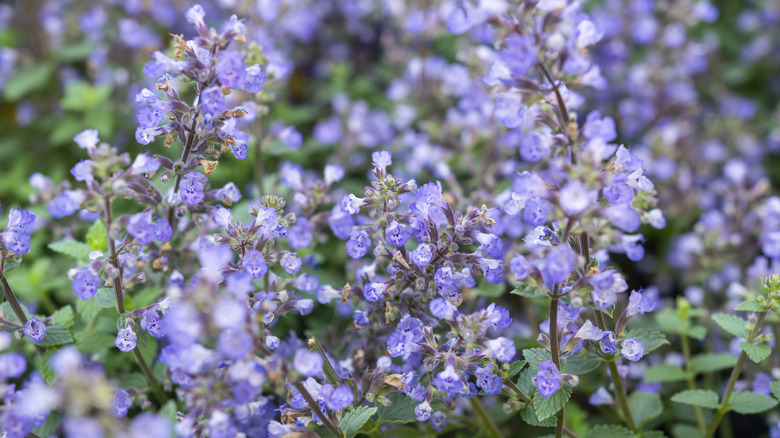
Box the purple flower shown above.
[486,304,512,328]
[130,152,161,175]
[72,267,100,300]
[446,6,470,34]
[410,244,433,266]
[112,388,132,417]
[216,52,246,89]
[321,384,354,411]
[73,129,99,149]
[218,329,252,360]
[49,190,83,218]
[155,219,173,242]
[345,229,371,259]
[560,181,595,216]
[141,308,165,338]
[180,172,207,206]
[293,349,322,377]
[582,111,617,142]
[241,250,268,278]
[385,221,410,247]
[127,211,156,245]
[0,352,26,379]
[363,283,386,302]
[543,245,577,286]
[353,311,369,327]
[340,194,362,215]
[431,411,447,432]
[371,150,392,170]
[130,414,171,438]
[433,365,464,393]
[314,117,342,145]
[22,317,46,343]
[3,229,31,255]
[244,64,267,93]
[523,198,552,226]
[488,337,516,363]
[115,328,137,352]
[279,126,303,149]
[499,34,537,78]
[588,387,614,406]
[415,401,432,422]
[574,320,604,341]
[621,338,644,361]
[136,106,165,129]
[626,290,655,317]
[535,360,562,398]
[201,86,225,114]
[71,159,95,182]
[280,253,302,274]
[600,332,617,354]
[477,233,504,259]
[429,298,456,319]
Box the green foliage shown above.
[532,384,572,421]
[341,406,378,438]
[740,341,772,363]
[511,283,546,299]
[523,348,552,371]
[86,219,107,251]
[644,365,691,383]
[48,240,91,262]
[726,391,778,414]
[3,64,53,101]
[375,393,420,425]
[623,329,669,354]
[689,353,738,374]
[628,392,663,427]
[734,300,764,312]
[96,288,117,308]
[505,360,527,379]
[562,353,602,375]
[51,305,74,330]
[585,425,636,438]
[711,313,748,338]
[520,404,557,428]
[37,323,74,347]
[771,381,780,401]
[670,390,720,410]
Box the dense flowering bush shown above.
[1,1,780,438]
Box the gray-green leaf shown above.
[623,329,669,354]
[689,353,738,374]
[712,313,748,338]
[532,384,572,421]
[37,323,74,347]
[644,364,691,383]
[628,392,662,426]
[670,389,720,409]
[727,391,779,414]
[740,341,772,363]
[585,425,637,438]
[341,406,378,438]
[48,240,91,261]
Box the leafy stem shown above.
[293,380,342,438]
[470,397,503,438]
[704,310,769,438]
[0,273,29,325]
[103,197,125,314]
[680,333,707,434]
[594,310,637,432]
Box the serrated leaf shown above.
[38,349,58,385]
[686,325,707,340]
[727,391,778,414]
[38,323,74,347]
[51,305,74,330]
[670,389,720,409]
[3,64,53,101]
[76,298,102,322]
[623,329,669,354]
[771,381,780,401]
[511,284,546,299]
[1,301,31,325]
[86,219,107,251]
[523,348,552,371]
[735,300,765,312]
[655,310,682,334]
[48,240,91,261]
[341,406,378,438]
[644,364,691,383]
[532,384,572,421]
[506,360,527,379]
[690,353,738,374]
[628,392,662,426]
[671,424,701,438]
[96,288,117,308]
[75,330,117,354]
[375,393,418,425]
[562,354,602,375]
[520,405,557,427]
[712,313,748,338]
[585,425,637,438]
[740,341,772,363]
[129,287,165,308]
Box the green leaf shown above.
[532,384,572,421]
[129,287,165,308]
[520,405,557,427]
[75,330,117,354]
[3,64,53,101]
[51,305,74,330]
[670,389,720,409]
[690,353,738,374]
[735,300,765,312]
[38,349,58,385]
[562,354,602,375]
[477,281,505,298]
[644,365,691,383]
[32,411,63,438]
[86,219,107,251]
[61,81,113,111]
[96,288,117,308]
[48,240,91,261]
[740,341,772,363]
[628,392,662,426]
[1,301,30,325]
[655,310,682,334]
[37,323,74,347]
[585,425,637,438]
[55,42,93,61]
[75,298,102,322]
[505,360,527,379]
[341,406,378,438]
[643,431,667,438]
[623,329,669,354]
[686,325,707,341]
[771,381,780,401]
[727,391,778,414]
[511,283,546,299]
[375,393,419,425]
[712,313,748,338]
[671,424,701,438]
[523,348,552,371]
